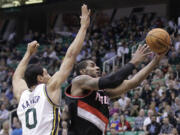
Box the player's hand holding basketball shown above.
[80,4,91,29]
[153,49,168,63]
[130,44,151,66]
[27,40,39,55]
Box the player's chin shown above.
[96,72,101,77]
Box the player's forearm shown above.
[65,26,87,58]
[13,52,31,79]
[99,63,135,89]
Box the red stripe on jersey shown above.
[78,100,109,126]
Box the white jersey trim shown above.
[77,107,106,133]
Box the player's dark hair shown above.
[24,64,43,88]
[75,59,90,75]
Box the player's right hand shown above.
[80,4,91,29]
[27,40,39,55]
[153,49,167,62]
[130,44,152,66]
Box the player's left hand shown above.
[27,40,40,55]
[80,4,91,29]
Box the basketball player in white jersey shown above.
[12,4,90,135]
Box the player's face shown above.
[42,68,51,84]
[85,60,100,78]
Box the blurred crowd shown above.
[0,11,179,135]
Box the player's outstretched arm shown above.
[107,53,164,99]
[12,41,39,102]
[46,4,90,105]
[72,45,151,91]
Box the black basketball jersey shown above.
[65,85,110,135]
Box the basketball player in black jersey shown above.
[65,44,166,135]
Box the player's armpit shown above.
[12,78,28,102]
[45,86,61,106]
[72,75,100,91]
[46,58,74,105]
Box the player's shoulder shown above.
[21,84,45,96]
[72,75,91,84]
[18,89,30,102]
[36,83,45,89]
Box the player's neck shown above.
[29,85,37,91]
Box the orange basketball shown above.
[146,28,171,54]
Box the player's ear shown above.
[80,69,86,75]
[37,75,44,83]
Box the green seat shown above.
[109,117,113,122]
[137,131,145,135]
[106,131,111,135]
[126,117,135,122]
[124,131,138,135]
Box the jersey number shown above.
[25,108,37,129]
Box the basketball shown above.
[146,28,171,54]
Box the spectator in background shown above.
[5,88,13,101]
[12,117,18,129]
[117,41,128,57]
[141,83,152,106]
[171,97,180,118]
[168,51,180,65]
[143,109,154,130]
[145,115,160,135]
[176,116,180,134]
[33,32,40,42]
[171,128,179,135]
[160,117,173,135]
[133,109,145,131]
[104,48,116,60]
[149,101,159,115]
[0,120,9,135]
[159,92,169,106]
[174,35,180,52]
[0,104,9,124]
[166,80,178,99]
[39,33,48,44]
[117,41,130,63]
[23,30,33,43]
[118,94,130,111]
[131,91,142,116]
[1,82,9,93]
[11,119,22,135]
[118,115,131,132]
[168,112,177,127]
[61,121,68,135]
[161,104,171,119]
[149,91,159,108]
[110,128,118,135]
[124,98,133,116]
[109,101,120,116]
[109,112,119,131]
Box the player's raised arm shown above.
[46,4,90,104]
[107,53,164,99]
[12,41,39,102]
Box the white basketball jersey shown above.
[17,84,60,135]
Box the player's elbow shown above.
[12,71,22,80]
[66,47,78,58]
[12,74,18,81]
[128,79,141,89]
